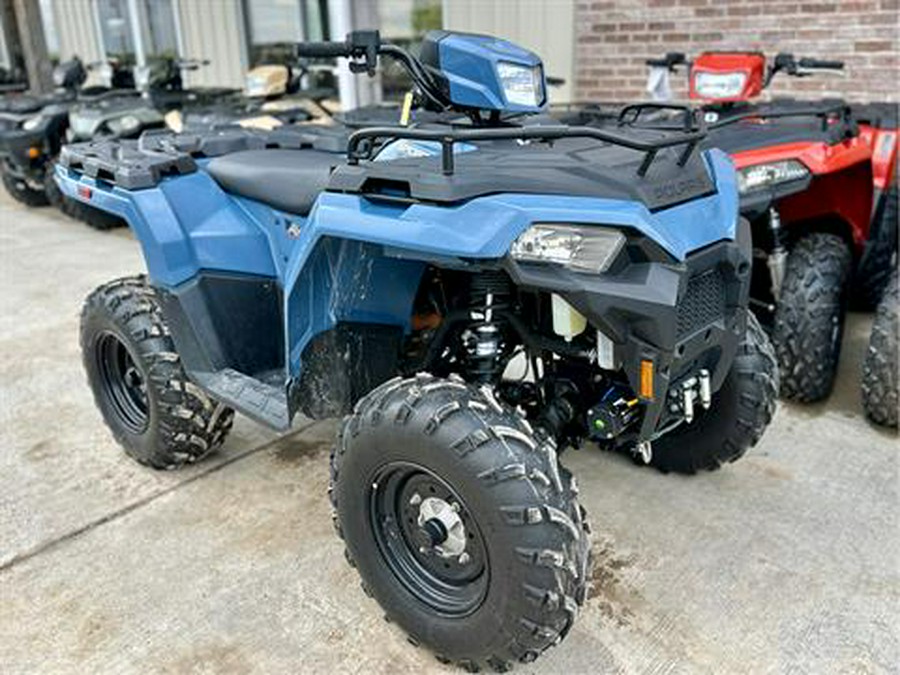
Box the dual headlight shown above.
[737,159,810,194]
[511,224,625,273]
[497,61,545,107]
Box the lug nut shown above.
[458,552,470,565]
[409,493,422,506]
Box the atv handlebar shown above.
[646,52,688,71]
[296,41,357,58]
[797,57,844,70]
[297,31,447,110]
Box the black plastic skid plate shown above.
[59,124,350,190]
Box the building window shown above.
[244,0,330,66]
[39,0,61,62]
[95,0,180,66]
[378,0,442,101]
[96,0,136,64]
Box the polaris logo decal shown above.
[651,177,708,201]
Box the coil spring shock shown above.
[465,272,512,383]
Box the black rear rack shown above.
[707,101,855,136]
[346,110,707,178]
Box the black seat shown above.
[205,148,340,216]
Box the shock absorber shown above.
[464,272,512,383]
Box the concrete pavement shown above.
[0,194,897,674]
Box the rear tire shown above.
[650,312,779,474]
[854,184,898,309]
[773,232,852,402]
[1,166,49,207]
[331,374,591,670]
[862,272,898,428]
[81,275,234,469]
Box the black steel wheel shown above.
[331,374,591,671]
[370,462,489,617]
[94,331,150,435]
[81,275,234,469]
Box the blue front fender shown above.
[55,147,738,379]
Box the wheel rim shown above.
[369,462,489,616]
[95,331,149,434]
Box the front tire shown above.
[862,272,898,428]
[1,166,49,207]
[80,202,127,230]
[81,276,234,469]
[773,232,852,402]
[650,312,779,474]
[331,374,591,670]
[44,157,86,220]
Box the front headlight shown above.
[109,114,142,134]
[22,114,45,131]
[497,62,544,107]
[511,224,625,273]
[693,71,747,99]
[737,160,810,194]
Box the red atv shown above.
[623,51,898,402]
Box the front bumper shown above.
[504,218,752,439]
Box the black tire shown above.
[1,166,49,207]
[773,232,852,402]
[650,312,779,474]
[862,272,898,428]
[81,275,234,469]
[80,202,127,230]
[331,374,591,670]
[854,184,898,309]
[44,157,86,220]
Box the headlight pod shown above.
[693,71,747,99]
[737,160,810,194]
[511,224,625,273]
[21,114,45,131]
[497,61,544,107]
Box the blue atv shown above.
[57,31,777,669]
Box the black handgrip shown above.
[798,58,844,70]
[296,41,352,58]
[646,52,686,68]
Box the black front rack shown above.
[346,109,707,178]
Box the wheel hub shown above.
[415,496,467,558]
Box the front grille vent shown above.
[677,267,725,337]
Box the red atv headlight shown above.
[693,71,748,100]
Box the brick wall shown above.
[574,0,899,103]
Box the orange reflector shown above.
[640,360,654,400]
[77,185,92,200]
[28,146,41,159]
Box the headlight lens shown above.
[511,224,625,273]
[693,71,747,99]
[497,62,544,107]
[110,115,141,134]
[737,160,810,194]
[22,114,44,131]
